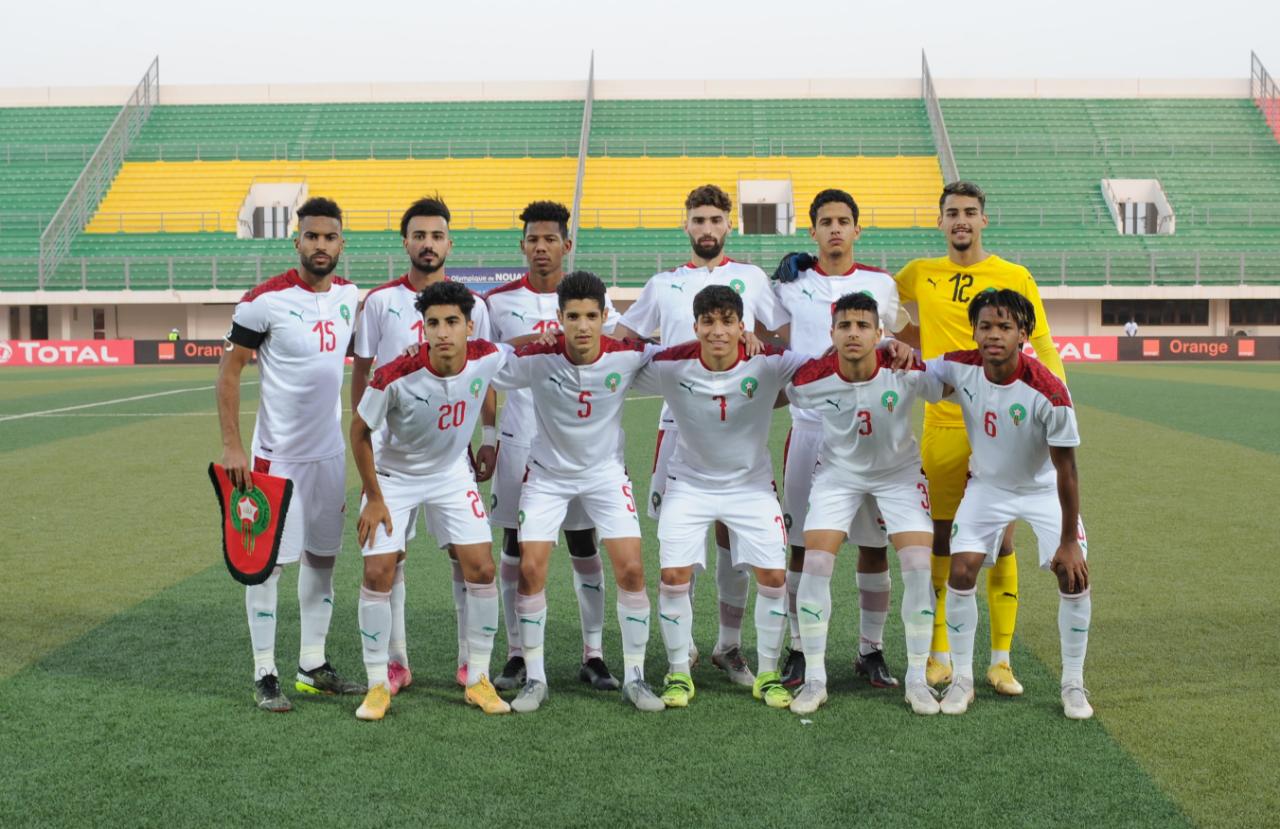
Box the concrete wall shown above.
[0,77,1252,108]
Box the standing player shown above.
[772,188,910,691]
[350,196,494,694]
[634,285,809,710]
[350,281,511,720]
[216,196,364,712]
[894,181,1067,694]
[925,289,1091,719]
[612,183,787,686]
[784,293,943,715]
[484,201,621,693]
[491,272,663,713]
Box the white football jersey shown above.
[228,269,358,462]
[786,351,945,482]
[353,273,491,366]
[492,335,656,477]
[618,256,787,431]
[484,274,618,445]
[926,351,1080,491]
[774,262,903,427]
[357,339,509,477]
[634,342,808,491]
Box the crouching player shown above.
[350,281,511,720]
[634,285,809,709]
[491,271,664,714]
[784,292,945,715]
[926,289,1092,719]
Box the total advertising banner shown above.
[0,339,135,366]
[1022,337,1119,363]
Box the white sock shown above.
[785,568,803,649]
[1059,588,1091,686]
[297,557,334,671]
[658,581,693,675]
[358,585,392,689]
[245,567,281,680]
[754,583,788,674]
[389,560,408,666]
[464,580,499,686]
[946,585,978,681]
[616,588,651,683]
[857,569,892,656]
[499,553,522,658]
[797,551,835,685]
[990,649,1010,668]
[450,558,468,667]
[571,553,606,662]
[897,546,933,685]
[515,591,547,683]
[715,545,749,653]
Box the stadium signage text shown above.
[0,340,135,366]
[1021,337,1118,362]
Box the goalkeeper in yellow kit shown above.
[895,181,1067,694]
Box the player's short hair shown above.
[968,288,1035,334]
[692,284,743,322]
[809,189,859,225]
[415,280,475,321]
[832,291,879,322]
[685,184,732,213]
[400,196,451,237]
[557,270,607,312]
[296,197,343,227]
[520,201,571,239]
[939,180,986,213]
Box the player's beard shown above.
[302,252,338,277]
[414,250,446,276]
[689,234,724,261]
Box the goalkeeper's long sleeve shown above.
[1029,331,1067,382]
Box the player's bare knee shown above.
[660,567,693,586]
[502,529,520,559]
[1056,569,1088,595]
[756,568,786,589]
[933,521,953,557]
[947,555,981,590]
[788,545,807,570]
[564,528,598,558]
[362,554,398,592]
[857,545,888,568]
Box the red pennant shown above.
[208,463,294,585]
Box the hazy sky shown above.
[3,0,1277,87]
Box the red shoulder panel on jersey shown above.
[600,336,648,354]
[239,271,298,303]
[1019,357,1073,407]
[465,339,500,359]
[364,274,410,298]
[514,335,565,357]
[854,261,892,275]
[370,350,430,391]
[792,353,840,387]
[757,341,787,357]
[331,275,354,286]
[653,341,703,362]
[942,349,984,366]
[483,274,531,299]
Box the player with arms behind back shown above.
[925,289,1091,720]
[895,180,1066,695]
[784,292,945,715]
[633,285,809,710]
[349,281,510,720]
[216,196,364,712]
[491,271,663,713]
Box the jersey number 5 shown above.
[577,391,592,419]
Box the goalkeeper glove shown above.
[772,252,816,283]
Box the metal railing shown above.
[1253,50,1280,142]
[37,57,158,285]
[568,53,595,270]
[0,144,97,165]
[7,248,1279,293]
[921,51,959,183]
[952,134,1277,157]
[68,201,1280,235]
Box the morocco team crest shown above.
[881,391,899,412]
[1009,403,1028,426]
[470,378,483,398]
[740,377,759,398]
[605,372,622,392]
[208,463,293,585]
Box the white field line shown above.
[4,390,662,420]
[0,381,258,423]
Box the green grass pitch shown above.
[0,362,1276,827]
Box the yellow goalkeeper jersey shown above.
[895,253,1064,427]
